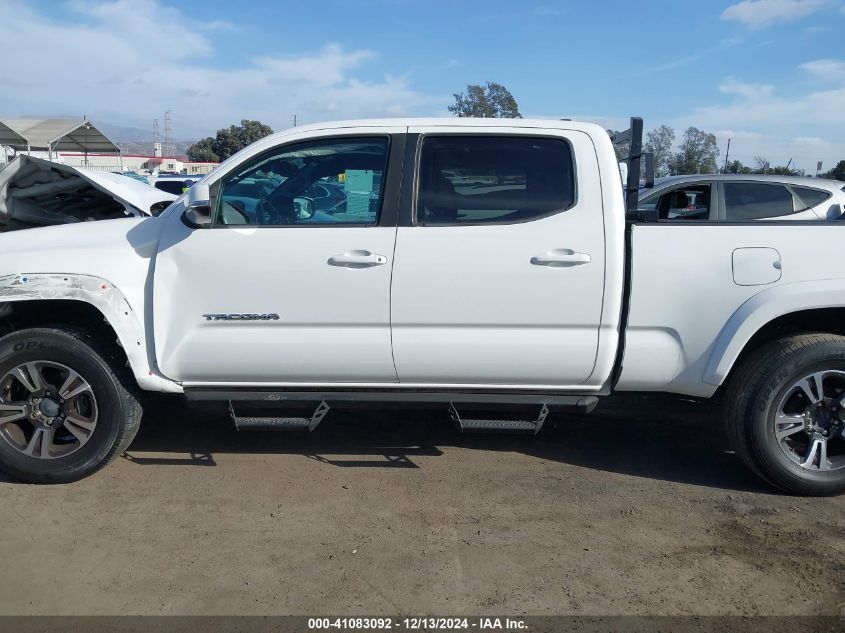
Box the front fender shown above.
[704,279,845,387]
[0,273,181,393]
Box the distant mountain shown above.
[96,122,196,158]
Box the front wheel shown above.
[0,328,142,483]
[726,333,845,496]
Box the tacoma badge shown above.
[202,313,280,321]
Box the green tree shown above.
[671,127,719,174]
[644,125,675,177]
[822,160,845,180]
[768,165,805,176]
[725,159,752,174]
[186,137,219,162]
[187,119,274,162]
[448,82,522,118]
[606,129,628,161]
[750,156,804,176]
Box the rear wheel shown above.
[0,328,141,483]
[726,333,845,496]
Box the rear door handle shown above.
[328,250,387,268]
[530,249,591,267]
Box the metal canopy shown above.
[0,121,27,147]
[0,118,120,153]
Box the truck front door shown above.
[152,130,404,385]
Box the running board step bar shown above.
[449,403,550,434]
[228,400,330,431]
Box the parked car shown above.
[1,118,845,495]
[148,174,201,196]
[638,174,845,221]
[0,155,176,231]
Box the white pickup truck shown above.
[1,117,843,495]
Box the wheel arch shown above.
[0,273,181,393]
[705,279,845,390]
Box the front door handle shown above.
[328,250,387,268]
[530,249,591,267]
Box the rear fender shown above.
[704,279,845,387]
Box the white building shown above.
[57,152,218,175]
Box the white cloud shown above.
[800,58,845,80]
[0,0,441,138]
[721,0,828,27]
[640,38,741,75]
[197,19,238,31]
[672,59,845,169]
[718,77,775,99]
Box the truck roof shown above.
[203,118,613,180]
[265,117,609,140]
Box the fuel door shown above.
[732,247,782,286]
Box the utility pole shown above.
[292,114,298,127]
[164,110,174,157]
[723,138,731,173]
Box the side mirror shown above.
[182,183,212,228]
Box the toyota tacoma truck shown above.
[0,117,843,496]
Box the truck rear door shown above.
[390,126,612,388]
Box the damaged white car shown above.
[0,155,176,232]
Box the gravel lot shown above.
[0,395,842,617]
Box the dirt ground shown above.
[0,395,842,616]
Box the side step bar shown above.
[449,403,550,434]
[228,400,330,432]
[197,390,599,433]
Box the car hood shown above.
[0,155,176,232]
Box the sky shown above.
[1,0,844,172]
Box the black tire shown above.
[0,327,142,483]
[725,333,845,496]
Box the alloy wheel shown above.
[774,370,845,471]
[0,361,98,460]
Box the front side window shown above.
[724,182,795,220]
[416,136,574,225]
[216,137,389,226]
[640,183,711,220]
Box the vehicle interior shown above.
[217,139,387,226]
[640,183,711,220]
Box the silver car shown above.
[639,174,845,221]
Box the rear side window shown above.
[640,183,711,221]
[416,136,574,225]
[792,185,832,210]
[724,182,795,220]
